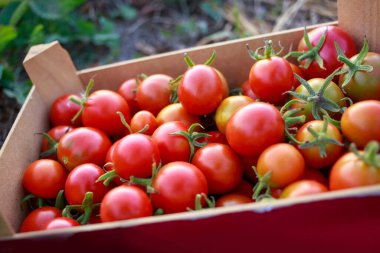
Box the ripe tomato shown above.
[82,90,130,137]
[118,78,141,115]
[215,193,253,207]
[151,161,208,214]
[65,163,110,205]
[105,140,123,186]
[213,68,229,99]
[249,55,293,104]
[45,217,80,230]
[240,156,258,184]
[215,95,253,134]
[130,110,158,135]
[151,121,190,164]
[100,185,152,222]
[136,74,172,115]
[229,179,254,198]
[341,100,380,148]
[40,125,73,160]
[57,127,111,171]
[20,206,61,232]
[22,159,67,199]
[198,130,228,145]
[330,150,380,190]
[112,133,160,179]
[241,80,257,100]
[302,169,328,187]
[296,120,343,169]
[280,180,328,199]
[257,143,305,188]
[297,25,357,79]
[192,143,243,194]
[226,102,284,157]
[339,52,380,102]
[178,65,223,115]
[156,103,200,126]
[289,62,303,88]
[50,94,82,127]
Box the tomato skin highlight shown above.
[156,103,200,126]
[151,161,208,214]
[226,102,284,157]
[341,100,380,149]
[45,217,80,230]
[100,185,152,222]
[178,65,223,115]
[50,94,82,127]
[280,180,328,199]
[215,193,253,207]
[20,206,61,233]
[22,159,67,199]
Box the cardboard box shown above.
[1,1,380,252]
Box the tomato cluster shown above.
[20,25,380,233]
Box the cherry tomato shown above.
[50,94,82,127]
[57,127,112,171]
[229,179,254,198]
[241,80,257,100]
[105,140,123,186]
[213,68,229,99]
[198,130,228,145]
[82,90,130,137]
[151,161,208,214]
[156,103,200,126]
[257,143,305,188]
[341,100,380,148]
[22,159,67,199]
[118,78,140,115]
[130,110,158,135]
[249,56,293,104]
[178,65,223,115]
[289,62,303,88]
[215,95,253,134]
[296,120,343,169]
[151,121,190,164]
[192,143,243,194]
[100,185,152,222]
[226,102,284,157]
[240,156,258,184]
[215,193,253,207]
[112,133,160,179]
[65,163,110,205]
[298,25,357,79]
[40,125,73,160]
[136,74,172,115]
[45,217,80,230]
[280,180,328,199]
[20,206,61,233]
[302,169,328,187]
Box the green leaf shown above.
[3,80,32,104]
[120,3,137,21]
[0,25,17,53]
[9,0,28,26]
[28,0,85,20]
[28,24,45,46]
[0,0,12,7]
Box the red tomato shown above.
[40,125,73,160]
[198,130,228,145]
[136,74,172,115]
[45,217,80,230]
[156,103,200,126]
[20,206,61,233]
[50,94,82,127]
[226,102,284,157]
[22,159,67,199]
[151,161,208,214]
[241,80,257,100]
[82,90,130,137]
[298,26,357,79]
[118,78,141,115]
[249,56,293,104]
[229,179,254,198]
[240,156,258,184]
[105,140,123,186]
[151,121,190,164]
[178,65,223,115]
[57,127,111,171]
[257,143,305,188]
[192,143,243,194]
[280,180,328,199]
[296,120,343,169]
[65,163,110,205]
[112,133,160,179]
[100,185,152,222]
[289,62,303,88]
[130,110,158,135]
[302,169,328,187]
[341,100,380,148]
[215,193,253,207]
[214,68,229,99]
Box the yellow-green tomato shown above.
[215,95,253,134]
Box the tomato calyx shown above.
[20,190,66,212]
[350,141,380,170]
[170,123,210,162]
[252,166,273,201]
[69,79,94,123]
[246,40,284,60]
[38,132,58,158]
[62,192,99,225]
[117,111,149,134]
[298,116,343,158]
[186,193,215,211]
[335,38,374,92]
[280,103,306,144]
[288,26,327,70]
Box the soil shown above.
[0,0,337,148]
